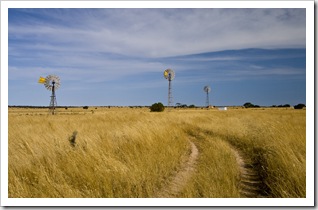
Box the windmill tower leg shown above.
[49,82,57,115]
[206,92,209,108]
[168,78,173,107]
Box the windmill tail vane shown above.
[38,76,46,84]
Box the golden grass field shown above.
[8,107,306,198]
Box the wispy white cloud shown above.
[8,9,306,81]
[9,8,305,58]
[228,67,304,77]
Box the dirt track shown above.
[155,138,267,198]
[230,146,268,198]
[155,141,198,198]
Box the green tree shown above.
[294,104,306,109]
[243,102,254,108]
[150,102,165,112]
[243,102,260,108]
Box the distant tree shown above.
[294,103,306,109]
[243,102,254,108]
[175,103,182,107]
[243,102,262,108]
[150,102,165,112]
[278,104,291,108]
[83,106,89,109]
[189,104,196,108]
[180,104,188,108]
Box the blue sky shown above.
[8,8,306,107]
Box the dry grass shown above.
[8,107,306,198]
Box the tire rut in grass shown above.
[155,140,198,198]
[230,147,268,198]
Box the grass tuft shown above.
[69,131,78,147]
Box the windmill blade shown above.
[54,82,61,89]
[52,76,61,89]
[44,81,52,90]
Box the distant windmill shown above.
[38,75,61,115]
[163,69,175,107]
[203,85,211,107]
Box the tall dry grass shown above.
[8,107,306,198]
[178,109,306,197]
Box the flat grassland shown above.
[8,107,306,198]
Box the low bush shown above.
[294,104,306,109]
[150,102,165,112]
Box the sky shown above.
[8,8,306,107]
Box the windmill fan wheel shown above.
[44,75,61,91]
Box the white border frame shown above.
[1,1,314,207]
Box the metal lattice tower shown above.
[164,69,175,107]
[168,76,173,106]
[49,81,58,115]
[204,86,211,107]
[206,91,209,107]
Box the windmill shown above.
[38,75,61,115]
[203,85,211,107]
[163,69,175,107]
